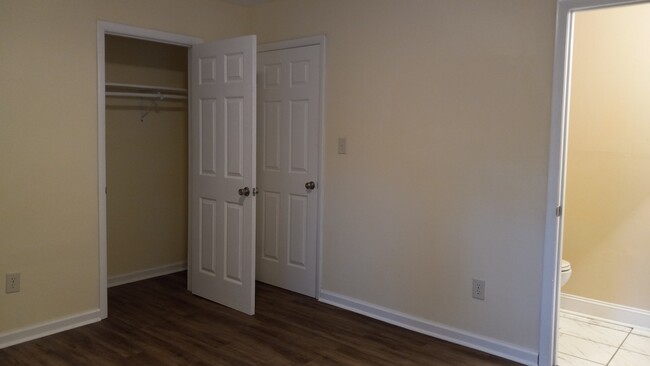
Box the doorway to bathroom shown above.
[557,3,650,365]
[542,0,650,365]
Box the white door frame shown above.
[539,1,648,364]
[97,27,327,317]
[258,35,326,297]
[96,21,202,318]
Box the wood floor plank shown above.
[0,272,521,365]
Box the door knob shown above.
[305,181,316,190]
[238,187,250,196]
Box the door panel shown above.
[262,191,281,261]
[225,97,244,178]
[256,44,321,297]
[224,202,243,284]
[290,100,309,172]
[191,35,256,315]
[288,194,308,268]
[199,198,217,274]
[263,102,281,171]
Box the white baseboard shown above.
[319,290,538,366]
[108,261,187,288]
[0,309,101,349]
[561,293,650,329]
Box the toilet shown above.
[560,259,572,287]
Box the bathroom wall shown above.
[105,35,188,278]
[563,4,650,311]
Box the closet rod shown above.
[105,92,187,100]
[105,82,187,93]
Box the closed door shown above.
[256,44,321,297]
[190,35,257,315]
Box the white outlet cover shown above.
[6,273,20,293]
[472,279,485,300]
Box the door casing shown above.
[540,1,649,364]
[97,21,202,319]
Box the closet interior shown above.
[105,35,189,285]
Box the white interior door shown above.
[256,44,321,297]
[190,35,256,315]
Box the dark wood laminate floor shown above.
[0,272,521,365]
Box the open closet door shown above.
[190,35,256,315]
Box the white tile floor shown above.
[557,311,650,366]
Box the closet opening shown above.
[104,35,190,292]
[98,22,326,318]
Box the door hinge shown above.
[556,206,562,217]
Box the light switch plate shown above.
[338,137,347,154]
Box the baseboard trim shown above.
[108,261,187,288]
[561,293,650,329]
[319,290,538,366]
[0,309,101,349]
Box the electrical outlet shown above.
[472,279,485,300]
[6,273,20,293]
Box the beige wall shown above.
[105,36,188,277]
[563,4,650,311]
[0,0,249,334]
[252,0,556,349]
[0,0,559,354]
